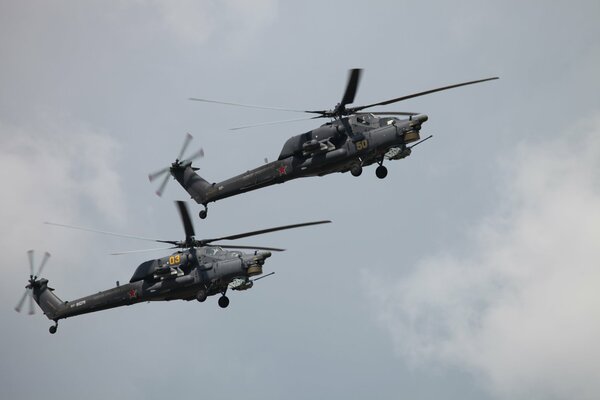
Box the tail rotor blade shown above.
[14,290,28,313]
[177,133,193,160]
[27,250,34,277]
[148,167,170,182]
[28,291,35,315]
[150,134,202,195]
[155,173,170,197]
[36,252,51,278]
[187,147,205,161]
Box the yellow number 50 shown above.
[355,139,368,151]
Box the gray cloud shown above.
[0,116,125,230]
[0,115,127,291]
[141,0,278,46]
[364,115,600,399]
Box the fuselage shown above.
[33,247,270,321]
[174,114,427,206]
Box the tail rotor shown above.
[15,250,51,315]
[149,133,204,197]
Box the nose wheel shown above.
[350,165,363,177]
[49,321,58,334]
[196,289,207,302]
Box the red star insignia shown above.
[277,165,287,175]
[128,289,137,299]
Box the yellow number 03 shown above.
[169,254,181,265]
[355,139,368,151]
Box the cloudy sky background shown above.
[1,1,599,399]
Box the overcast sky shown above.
[1,1,599,399]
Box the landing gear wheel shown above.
[199,208,208,219]
[350,165,363,177]
[218,296,230,308]
[49,324,57,334]
[196,290,207,302]
[376,165,388,179]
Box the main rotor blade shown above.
[36,252,51,277]
[15,290,28,313]
[216,244,286,252]
[148,167,170,182]
[110,246,178,256]
[44,222,165,243]
[27,250,34,277]
[175,201,195,241]
[155,173,170,197]
[229,116,322,131]
[189,98,308,113]
[351,77,499,112]
[340,68,362,107]
[359,111,420,116]
[200,220,331,245]
[178,133,193,160]
[28,291,35,315]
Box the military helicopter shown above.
[149,69,498,219]
[15,201,330,334]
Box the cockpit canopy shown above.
[202,246,225,257]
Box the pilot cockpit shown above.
[354,114,372,126]
[203,246,224,257]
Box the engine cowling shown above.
[302,139,320,152]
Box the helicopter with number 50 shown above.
[149,69,498,219]
[15,201,330,334]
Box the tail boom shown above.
[32,279,147,321]
[172,166,214,205]
[172,160,295,206]
[31,279,65,320]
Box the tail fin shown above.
[172,165,214,204]
[31,279,64,320]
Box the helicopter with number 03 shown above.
[149,69,498,219]
[15,201,330,334]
